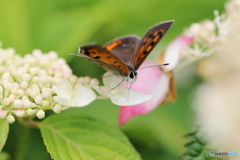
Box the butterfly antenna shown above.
[111,79,124,90]
[138,63,169,70]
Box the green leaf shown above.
[0,152,11,160]
[0,119,9,152]
[39,114,141,160]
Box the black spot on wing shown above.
[150,42,155,46]
[85,51,90,55]
[143,51,148,55]
[158,30,164,37]
[148,34,153,38]
[141,42,146,46]
[107,56,112,58]
[94,56,101,59]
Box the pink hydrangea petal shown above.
[163,35,193,72]
[119,61,170,125]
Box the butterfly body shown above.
[73,21,174,84]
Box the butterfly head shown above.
[127,70,138,83]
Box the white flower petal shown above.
[54,79,72,99]
[110,88,152,106]
[93,86,110,98]
[103,71,124,92]
[71,85,96,107]
[163,43,181,72]
[53,96,71,106]
[163,36,193,72]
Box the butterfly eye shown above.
[129,71,138,79]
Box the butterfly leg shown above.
[110,78,124,90]
[126,80,135,101]
[101,73,118,78]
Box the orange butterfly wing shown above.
[132,21,174,69]
[74,44,130,76]
[105,36,140,70]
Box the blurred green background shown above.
[0,0,226,159]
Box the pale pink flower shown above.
[118,35,191,125]
[119,61,172,125]
[162,35,193,72]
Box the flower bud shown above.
[20,81,28,89]
[2,72,11,80]
[90,78,99,86]
[4,82,13,90]
[14,99,23,108]
[30,87,40,98]
[11,88,18,95]
[34,95,43,104]
[23,100,31,108]
[7,115,15,123]
[29,67,39,75]
[9,94,16,101]
[0,110,7,118]
[3,98,11,106]
[53,105,62,113]
[70,76,78,84]
[42,90,51,99]
[48,51,58,59]
[16,110,25,117]
[36,110,45,119]
[83,76,91,85]
[0,86,3,93]
[26,108,37,115]
[22,73,31,81]
[42,100,50,107]
[17,89,25,97]
[39,75,48,84]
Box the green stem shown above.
[14,124,30,160]
[17,117,40,128]
[14,118,40,160]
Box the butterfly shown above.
[72,20,174,88]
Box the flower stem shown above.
[15,124,30,160]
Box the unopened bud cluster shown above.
[180,0,240,59]
[0,46,99,123]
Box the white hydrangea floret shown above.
[53,79,97,107]
[94,71,152,106]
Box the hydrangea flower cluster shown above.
[0,46,99,123]
[161,0,239,73]
[193,0,240,152]
[0,44,153,124]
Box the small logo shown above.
[210,152,215,157]
[210,151,239,157]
